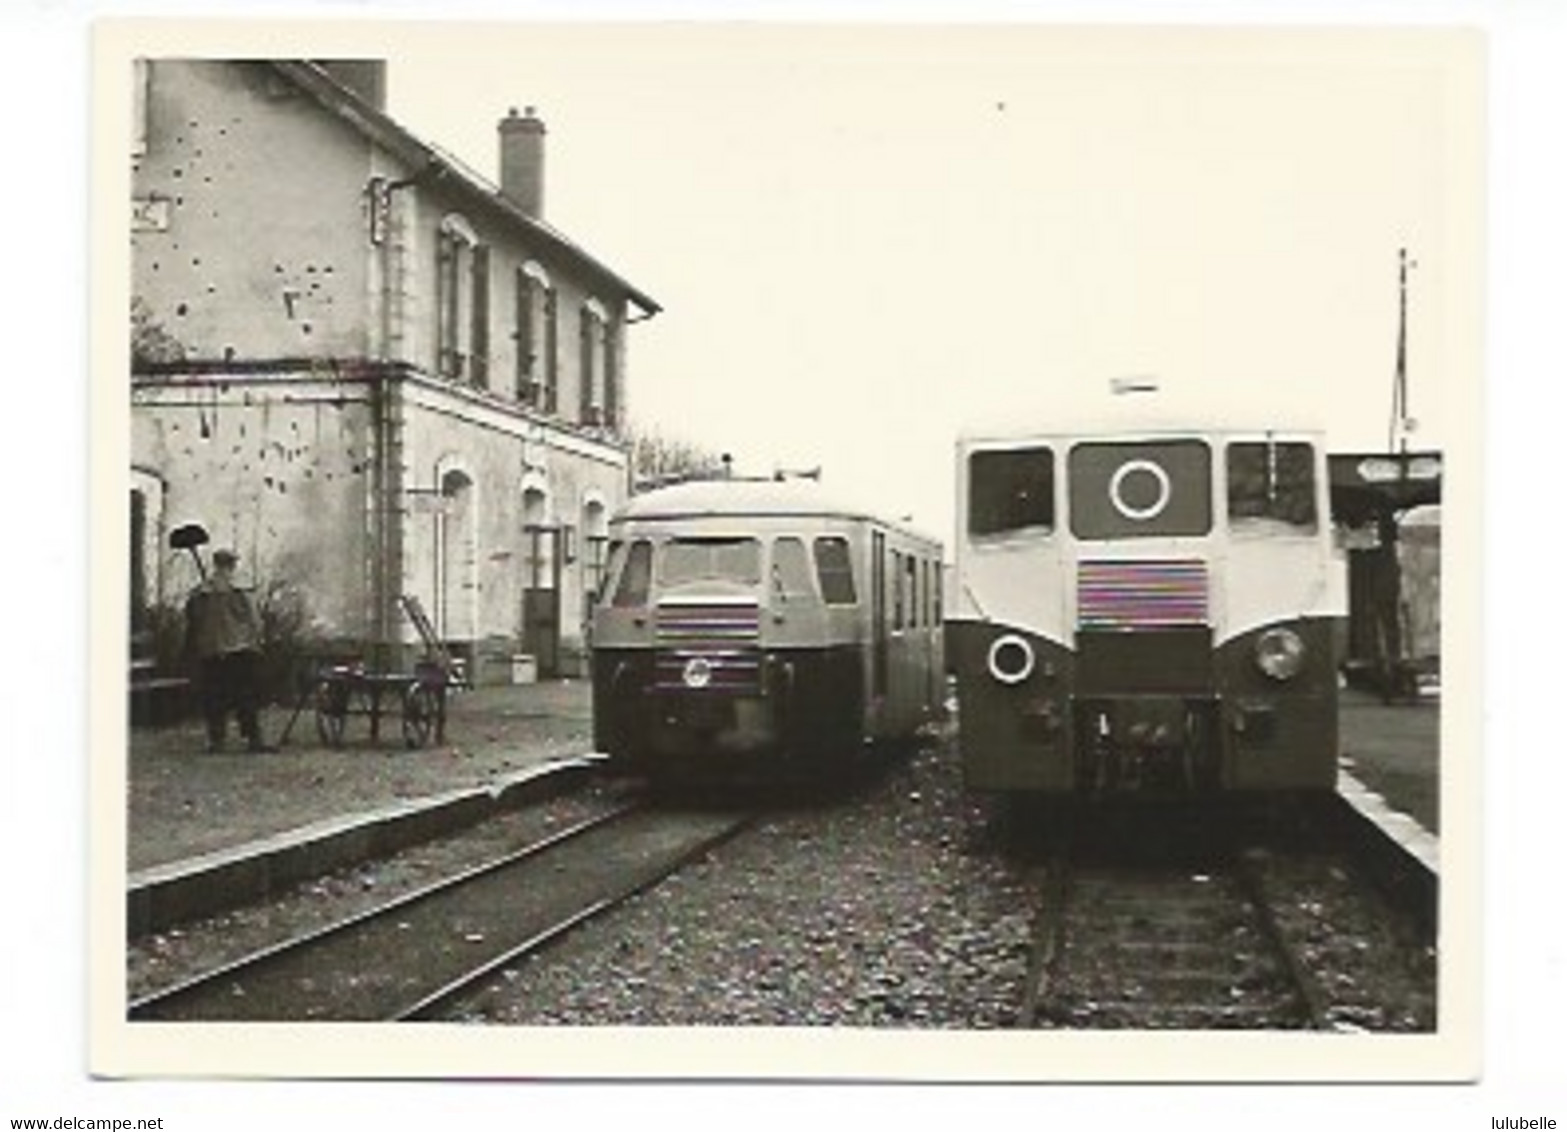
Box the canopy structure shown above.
[1328,450,1442,527]
[1328,450,1443,702]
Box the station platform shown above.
[122,680,1440,931]
[126,679,597,873]
[1337,686,1441,836]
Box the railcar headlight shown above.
[1254,627,1306,681]
[987,633,1036,685]
[682,656,714,689]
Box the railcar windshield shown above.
[596,539,625,603]
[771,537,818,602]
[968,446,1055,536]
[658,537,763,586]
[1227,440,1318,530]
[611,540,652,606]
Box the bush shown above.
[136,601,189,675]
[255,574,322,705]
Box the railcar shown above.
[590,479,945,776]
[949,424,1342,797]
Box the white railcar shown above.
[950,424,1342,796]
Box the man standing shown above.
[185,548,268,753]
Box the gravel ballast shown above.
[446,734,1040,1028]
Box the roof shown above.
[958,420,1327,449]
[614,479,941,546]
[955,394,1326,446]
[270,61,660,317]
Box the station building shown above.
[128,60,659,684]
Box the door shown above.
[521,523,561,677]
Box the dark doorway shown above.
[522,522,561,677]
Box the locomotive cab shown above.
[952,424,1342,799]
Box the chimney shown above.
[499,106,546,218]
[312,60,388,111]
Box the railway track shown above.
[128,802,752,1022]
[1019,802,1429,1031]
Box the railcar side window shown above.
[658,537,762,585]
[905,555,919,629]
[969,447,1054,536]
[1227,441,1317,529]
[813,536,858,604]
[892,551,905,628]
[771,537,818,602]
[611,539,652,607]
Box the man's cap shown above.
[212,549,239,567]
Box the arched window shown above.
[579,298,608,426]
[582,496,609,605]
[436,214,489,387]
[434,466,477,641]
[515,261,553,407]
[521,486,553,591]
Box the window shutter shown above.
[579,307,595,423]
[436,233,456,379]
[603,319,619,430]
[470,245,490,389]
[544,288,559,413]
[515,270,535,403]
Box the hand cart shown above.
[309,596,467,749]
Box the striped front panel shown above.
[1077,559,1209,628]
[655,601,761,644]
[652,649,762,693]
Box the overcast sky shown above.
[379,24,1480,536]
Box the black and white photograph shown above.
[13,0,1563,1123]
[94,17,1479,1078]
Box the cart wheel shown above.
[402,683,439,748]
[315,682,347,748]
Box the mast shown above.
[1388,247,1416,454]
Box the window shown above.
[892,550,905,629]
[1227,441,1317,529]
[582,499,611,603]
[579,300,608,426]
[1068,440,1212,540]
[905,555,918,629]
[969,447,1054,536]
[514,265,549,405]
[919,559,930,628]
[543,286,559,412]
[813,536,858,605]
[659,538,762,586]
[612,540,652,607]
[435,216,486,384]
[771,537,817,602]
[521,524,557,591]
[132,59,150,159]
